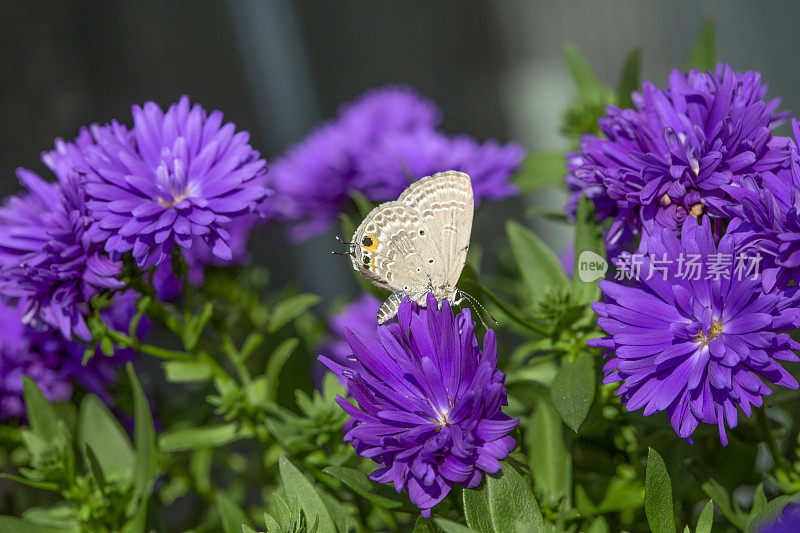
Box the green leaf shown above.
[22,377,61,444]
[20,504,77,530]
[0,517,74,533]
[746,495,796,533]
[644,448,676,533]
[184,302,214,350]
[586,516,610,533]
[163,360,213,383]
[462,485,493,532]
[159,423,249,452]
[485,463,544,532]
[506,221,567,305]
[525,388,570,504]
[514,151,568,192]
[127,364,157,526]
[696,500,714,533]
[78,395,134,483]
[685,19,717,71]
[434,518,477,533]
[751,484,767,520]
[268,294,320,334]
[279,456,335,533]
[616,48,641,109]
[323,466,415,512]
[84,444,106,492]
[266,338,300,403]
[572,195,605,303]
[242,526,259,533]
[550,351,595,432]
[563,42,606,96]
[0,473,59,492]
[413,517,438,533]
[217,493,251,533]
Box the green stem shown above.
[106,329,192,361]
[479,284,549,336]
[756,406,788,471]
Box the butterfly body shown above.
[349,170,474,323]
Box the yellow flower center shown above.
[697,318,724,346]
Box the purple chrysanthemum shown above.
[0,293,139,420]
[354,128,523,203]
[83,96,269,269]
[319,293,517,516]
[267,85,523,241]
[714,118,800,290]
[566,64,789,254]
[0,168,124,341]
[591,217,800,445]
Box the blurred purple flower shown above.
[0,169,123,341]
[0,292,140,420]
[566,64,789,254]
[319,292,381,370]
[354,129,522,203]
[83,96,269,269]
[319,294,517,517]
[759,503,800,533]
[267,85,523,241]
[267,86,439,240]
[591,217,800,445]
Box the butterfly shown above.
[342,170,474,324]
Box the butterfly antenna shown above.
[335,235,354,245]
[398,158,416,185]
[458,290,499,328]
[331,250,354,256]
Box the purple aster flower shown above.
[566,64,789,254]
[0,294,138,420]
[319,293,518,517]
[759,503,800,533]
[591,217,800,445]
[354,128,523,203]
[267,85,440,241]
[712,119,800,290]
[83,96,269,269]
[0,168,124,341]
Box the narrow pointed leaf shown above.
[645,448,676,533]
[486,462,544,531]
[616,48,642,109]
[551,351,595,432]
[696,500,714,533]
[217,494,251,533]
[685,19,716,71]
[507,220,567,305]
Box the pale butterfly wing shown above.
[350,200,446,291]
[398,171,474,288]
[349,171,474,324]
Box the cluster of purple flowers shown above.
[0,96,269,417]
[267,85,524,241]
[320,294,517,517]
[576,64,800,445]
[0,292,141,420]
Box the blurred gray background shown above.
[1,0,793,306]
